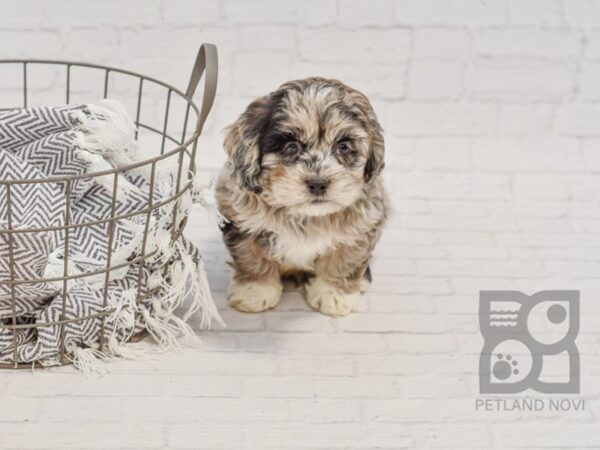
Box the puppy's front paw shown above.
[228,279,283,313]
[305,277,360,317]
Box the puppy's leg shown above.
[228,276,282,313]
[224,232,282,313]
[305,247,372,317]
[305,276,361,317]
[359,265,372,294]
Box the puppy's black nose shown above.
[306,178,329,196]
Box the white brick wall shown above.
[1,0,600,449]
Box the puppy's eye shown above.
[335,141,353,155]
[283,141,302,155]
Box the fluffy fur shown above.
[216,77,388,316]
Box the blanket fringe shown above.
[190,255,224,329]
[192,173,228,228]
[68,345,109,377]
[97,207,222,364]
[72,100,140,168]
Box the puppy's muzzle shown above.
[306,178,329,196]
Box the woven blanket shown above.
[0,101,221,369]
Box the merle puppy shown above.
[216,78,388,316]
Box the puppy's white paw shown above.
[305,277,360,317]
[228,279,282,313]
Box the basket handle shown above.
[186,43,218,134]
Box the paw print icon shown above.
[479,291,580,394]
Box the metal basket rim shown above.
[0,59,203,185]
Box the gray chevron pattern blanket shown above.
[0,101,220,369]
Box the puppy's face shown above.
[224,78,384,216]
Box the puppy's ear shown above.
[224,95,274,193]
[343,86,385,183]
[364,122,385,183]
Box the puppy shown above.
[216,77,388,316]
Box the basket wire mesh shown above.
[0,43,218,368]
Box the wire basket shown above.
[0,43,218,369]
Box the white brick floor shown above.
[1,199,599,449]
